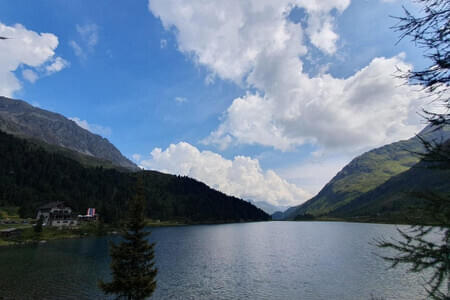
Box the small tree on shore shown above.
[34,216,43,234]
[99,174,157,299]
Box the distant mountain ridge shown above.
[248,200,290,215]
[279,125,450,222]
[0,96,138,171]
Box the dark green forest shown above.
[0,130,268,223]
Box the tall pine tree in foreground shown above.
[99,174,157,299]
[376,1,449,299]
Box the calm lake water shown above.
[0,221,433,299]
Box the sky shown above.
[0,0,435,208]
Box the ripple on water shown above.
[0,222,433,299]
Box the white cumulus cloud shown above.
[137,142,311,206]
[0,22,67,97]
[149,0,425,154]
[149,0,348,84]
[46,56,69,74]
[205,55,424,152]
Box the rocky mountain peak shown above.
[0,96,138,171]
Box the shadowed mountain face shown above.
[0,96,138,171]
[281,125,450,221]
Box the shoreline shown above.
[1,217,434,248]
[0,219,269,248]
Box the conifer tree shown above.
[99,174,157,299]
[376,1,449,299]
[34,215,43,234]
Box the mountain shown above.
[249,200,290,215]
[328,148,450,223]
[0,96,138,171]
[271,206,299,220]
[284,125,450,222]
[0,130,269,223]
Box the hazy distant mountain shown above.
[284,125,450,221]
[271,206,300,220]
[249,200,290,215]
[0,96,138,171]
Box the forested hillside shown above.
[0,130,268,223]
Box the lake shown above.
[0,221,431,299]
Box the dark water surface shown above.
[0,222,431,299]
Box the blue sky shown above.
[0,0,431,208]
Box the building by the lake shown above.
[36,202,78,227]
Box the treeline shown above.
[0,130,268,223]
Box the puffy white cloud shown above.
[137,142,311,206]
[207,55,424,152]
[149,0,347,83]
[149,1,425,154]
[46,56,69,74]
[305,13,339,54]
[0,22,66,96]
[69,117,112,137]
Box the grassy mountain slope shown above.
[0,130,268,223]
[329,143,450,223]
[292,138,423,218]
[285,126,449,221]
[0,96,138,171]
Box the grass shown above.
[0,221,110,247]
[145,219,187,227]
[0,223,33,230]
[298,139,424,217]
[0,239,14,246]
[0,206,34,231]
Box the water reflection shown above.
[0,222,428,299]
